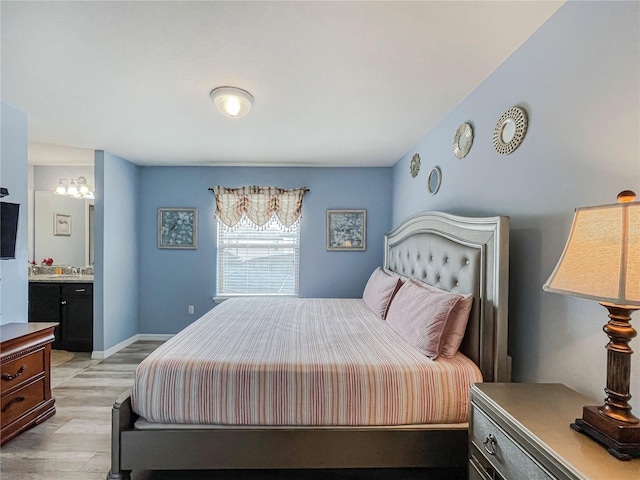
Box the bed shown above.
[107,211,510,479]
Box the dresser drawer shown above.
[470,405,554,480]
[1,348,45,391]
[1,378,46,428]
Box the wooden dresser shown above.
[1,322,57,445]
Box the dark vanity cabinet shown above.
[28,283,93,352]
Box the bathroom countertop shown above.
[29,275,94,283]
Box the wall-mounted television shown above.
[1,202,20,260]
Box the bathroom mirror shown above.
[427,167,442,195]
[33,191,94,266]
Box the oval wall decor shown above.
[493,106,528,155]
[426,166,442,195]
[453,123,473,159]
[410,153,421,178]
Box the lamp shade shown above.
[55,180,66,195]
[543,194,640,306]
[67,180,79,196]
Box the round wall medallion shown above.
[493,106,528,155]
[453,123,473,159]
[410,153,421,178]
[427,166,442,195]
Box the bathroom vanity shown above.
[28,276,93,352]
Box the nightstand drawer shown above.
[471,406,554,480]
[1,348,45,392]
[469,453,497,480]
[1,377,46,428]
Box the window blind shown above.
[217,220,300,296]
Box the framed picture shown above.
[158,208,198,249]
[326,210,366,251]
[53,213,71,236]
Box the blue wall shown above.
[137,166,392,334]
[0,103,29,324]
[391,2,640,408]
[94,151,139,350]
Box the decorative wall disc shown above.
[493,106,528,155]
[427,166,442,195]
[453,123,473,159]
[410,153,421,178]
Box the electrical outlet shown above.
[188,305,194,315]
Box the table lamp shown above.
[543,190,640,459]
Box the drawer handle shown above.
[483,433,498,456]
[1,396,26,412]
[75,289,86,292]
[1,365,27,381]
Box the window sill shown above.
[212,294,299,304]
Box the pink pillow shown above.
[411,280,473,358]
[441,293,473,357]
[362,268,402,319]
[386,281,470,359]
[383,268,405,285]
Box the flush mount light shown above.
[210,87,253,119]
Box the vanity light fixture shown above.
[210,87,253,119]
[55,176,94,200]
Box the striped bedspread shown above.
[131,298,482,426]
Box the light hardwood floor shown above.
[0,341,464,480]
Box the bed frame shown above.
[107,211,510,479]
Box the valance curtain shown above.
[212,186,309,229]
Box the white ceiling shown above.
[2,1,564,167]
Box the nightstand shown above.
[469,383,640,480]
[1,322,57,445]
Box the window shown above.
[216,218,300,297]
[212,185,308,298]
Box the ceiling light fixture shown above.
[210,86,253,119]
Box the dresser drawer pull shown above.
[483,433,498,456]
[1,396,26,412]
[75,288,86,292]
[1,365,27,381]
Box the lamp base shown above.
[571,406,640,460]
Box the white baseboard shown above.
[91,333,174,360]
[136,334,174,341]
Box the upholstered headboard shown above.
[384,211,510,382]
